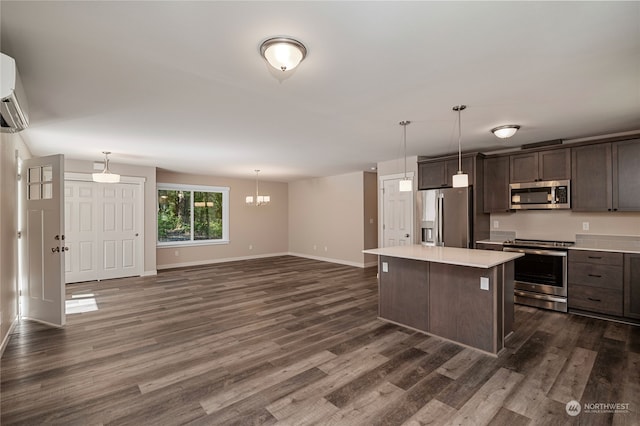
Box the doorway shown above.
[380,173,414,247]
[64,174,145,283]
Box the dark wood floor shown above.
[1,256,639,425]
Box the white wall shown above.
[0,132,31,353]
[288,171,374,267]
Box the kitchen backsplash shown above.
[490,210,640,241]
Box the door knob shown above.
[405,234,410,238]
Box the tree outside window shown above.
[157,184,229,245]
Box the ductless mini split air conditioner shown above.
[1,52,30,132]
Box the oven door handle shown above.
[503,247,568,257]
[515,291,567,303]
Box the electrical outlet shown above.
[324,246,328,252]
[582,222,590,231]
[249,244,253,250]
[369,218,374,224]
[313,245,317,251]
[480,277,489,291]
[493,220,499,229]
[174,250,179,257]
[382,262,388,273]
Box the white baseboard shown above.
[364,261,378,268]
[142,270,158,277]
[0,315,19,357]
[157,252,290,270]
[287,252,369,268]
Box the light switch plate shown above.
[480,277,489,291]
[382,262,388,273]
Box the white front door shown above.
[382,177,413,247]
[21,154,66,327]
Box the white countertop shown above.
[570,242,640,254]
[363,245,523,269]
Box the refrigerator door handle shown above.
[437,193,444,246]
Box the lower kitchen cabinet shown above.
[624,253,640,320]
[568,250,624,317]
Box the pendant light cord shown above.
[399,120,411,179]
[452,105,466,173]
[403,124,407,179]
[457,108,462,172]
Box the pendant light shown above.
[92,151,120,183]
[452,105,468,188]
[246,170,270,206]
[398,120,412,192]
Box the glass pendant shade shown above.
[260,37,307,72]
[399,179,412,192]
[92,152,120,183]
[452,172,469,188]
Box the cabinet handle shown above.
[588,256,602,259]
[587,274,602,278]
[587,297,602,302]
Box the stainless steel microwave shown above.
[510,180,570,210]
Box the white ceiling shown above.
[2,1,639,182]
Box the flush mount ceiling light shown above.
[260,37,307,72]
[246,170,270,206]
[452,105,469,188]
[92,151,120,183]
[399,120,413,192]
[491,124,520,139]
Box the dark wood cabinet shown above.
[572,139,640,212]
[538,149,571,181]
[378,256,429,331]
[418,156,473,190]
[510,148,570,183]
[418,161,447,189]
[624,253,640,320]
[613,139,640,211]
[571,143,613,211]
[568,250,623,316]
[509,152,538,183]
[483,156,511,213]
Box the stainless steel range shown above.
[503,239,574,312]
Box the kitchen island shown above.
[363,245,523,355]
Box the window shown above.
[157,184,229,246]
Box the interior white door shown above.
[382,178,413,247]
[21,154,66,327]
[99,183,142,280]
[64,181,99,283]
[64,179,143,283]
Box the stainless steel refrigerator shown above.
[417,187,473,248]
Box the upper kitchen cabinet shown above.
[418,156,474,190]
[613,139,640,211]
[572,138,640,212]
[483,156,511,213]
[509,148,570,183]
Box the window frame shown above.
[157,183,230,247]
